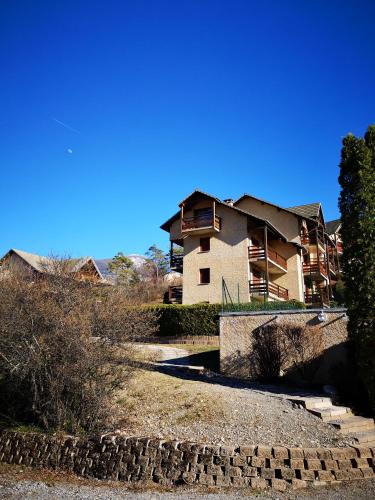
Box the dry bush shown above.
[0,264,158,433]
[251,322,324,382]
[251,324,289,380]
[282,322,324,379]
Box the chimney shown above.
[224,198,234,206]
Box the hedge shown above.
[143,300,305,337]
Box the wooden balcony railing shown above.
[170,253,183,273]
[300,234,310,245]
[181,213,221,231]
[248,246,287,271]
[328,257,336,274]
[168,285,183,304]
[249,281,289,300]
[305,290,330,306]
[303,259,328,278]
[301,233,325,248]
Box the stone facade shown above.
[220,308,349,383]
[0,431,374,490]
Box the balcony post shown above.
[264,225,269,300]
[324,237,332,301]
[180,204,184,234]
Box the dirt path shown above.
[1,474,375,499]
[117,345,353,448]
[139,344,191,365]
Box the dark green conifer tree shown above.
[338,125,375,412]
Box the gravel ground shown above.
[1,475,375,499]
[117,345,353,448]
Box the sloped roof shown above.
[160,189,292,243]
[287,202,322,219]
[4,249,104,280]
[8,248,52,273]
[326,219,341,235]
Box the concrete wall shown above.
[1,430,374,490]
[182,203,250,305]
[220,309,349,384]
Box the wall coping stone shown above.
[219,308,347,317]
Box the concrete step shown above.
[352,430,375,444]
[309,406,352,421]
[298,398,333,410]
[328,416,375,432]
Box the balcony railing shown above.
[168,285,183,304]
[248,246,287,271]
[170,253,183,273]
[328,258,336,274]
[181,213,221,232]
[249,280,289,300]
[305,290,330,306]
[301,233,325,248]
[303,259,328,278]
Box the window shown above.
[199,268,210,284]
[200,237,210,252]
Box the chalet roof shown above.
[3,249,104,280]
[287,202,322,219]
[326,219,341,234]
[235,193,299,216]
[160,189,293,243]
[8,248,51,273]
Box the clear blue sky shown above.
[1,1,374,258]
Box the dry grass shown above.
[117,368,225,434]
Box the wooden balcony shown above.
[170,253,183,273]
[301,233,325,249]
[168,285,183,304]
[303,259,328,280]
[181,212,221,235]
[249,280,289,301]
[305,290,330,307]
[248,245,287,274]
[328,258,336,276]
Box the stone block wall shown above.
[0,431,374,490]
[220,308,349,383]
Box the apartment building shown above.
[161,190,342,307]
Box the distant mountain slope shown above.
[94,254,149,281]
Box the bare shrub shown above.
[0,265,158,433]
[251,324,289,380]
[282,322,324,379]
[251,322,323,382]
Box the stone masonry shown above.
[0,431,374,491]
[220,308,349,383]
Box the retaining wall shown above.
[220,308,349,383]
[0,431,374,491]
